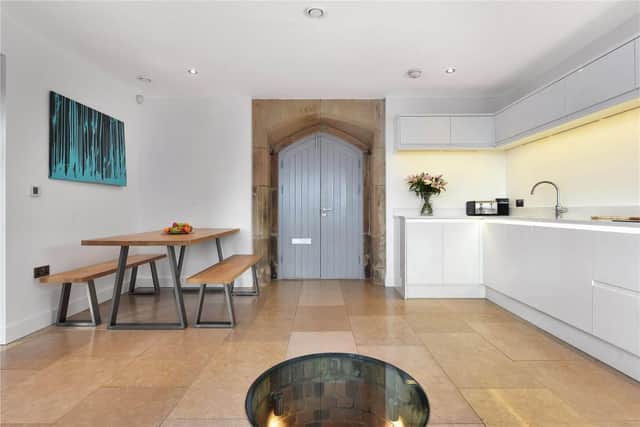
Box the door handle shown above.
[321,208,333,216]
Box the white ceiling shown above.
[2,1,639,100]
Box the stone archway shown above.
[252,100,385,284]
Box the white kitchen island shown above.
[395,215,640,381]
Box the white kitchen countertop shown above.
[394,214,640,233]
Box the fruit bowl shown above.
[164,222,193,235]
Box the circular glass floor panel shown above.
[245,352,430,427]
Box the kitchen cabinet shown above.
[592,231,640,356]
[396,116,450,148]
[402,217,640,380]
[484,222,593,332]
[495,80,566,142]
[564,41,636,114]
[443,222,481,284]
[396,115,496,149]
[450,116,494,146]
[405,221,443,285]
[398,218,483,297]
[593,283,640,356]
[525,227,593,333]
[636,38,640,88]
[494,37,639,146]
[593,232,640,292]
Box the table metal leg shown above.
[216,238,224,262]
[168,245,188,328]
[109,245,186,330]
[107,246,129,328]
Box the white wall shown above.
[506,108,640,209]
[385,96,506,286]
[0,52,6,343]
[1,15,145,343]
[136,97,252,285]
[0,13,254,342]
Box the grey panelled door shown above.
[279,133,363,279]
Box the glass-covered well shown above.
[245,353,430,427]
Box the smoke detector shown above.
[304,7,325,18]
[407,69,422,79]
[136,75,152,83]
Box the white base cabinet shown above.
[396,218,483,298]
[396,216,640,380]
[483,223,593,333]
[481,220,640,380]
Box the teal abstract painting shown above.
[49,91,127,186]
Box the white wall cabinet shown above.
[636,38,640,87]
[450,116,494,146]
[495,80,566,142]
[396,116,450,148]
[395,37,639,151]
[396,115,495,149]
[564,42,637,114]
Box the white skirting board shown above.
[487,287,640,382]
[397,284,486,299]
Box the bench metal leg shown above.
[232,264,261,297]
[56,281,101,327]
[216,237,236,291]
[128,266,138,293]
[194,283,236,328]
[56,283,71,325]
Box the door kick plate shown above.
[291,238,312,245]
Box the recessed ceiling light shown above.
[304,7,325,18]
[445,67,456,74]
[187,68,199,75]
[407,69,422,79]
[136,75,152,83]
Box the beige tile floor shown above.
[1,280,639,427]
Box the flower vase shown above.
[420,193,433,216]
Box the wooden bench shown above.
[186,254,261,328]
[40,254,166,326]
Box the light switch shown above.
[30,185,40,197]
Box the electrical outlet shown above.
[30,185,40,197]
[516,199,525,207]
[34,265,50,278]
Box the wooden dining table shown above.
[82,228,239,330]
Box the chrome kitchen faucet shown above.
[530,180,568,219]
